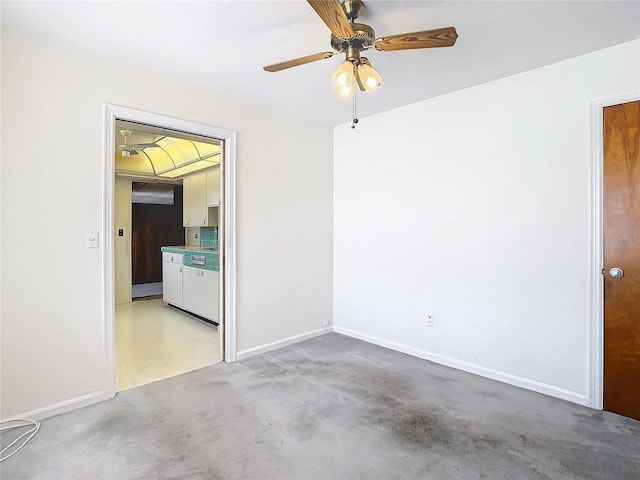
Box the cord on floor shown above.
[0,419,40,462]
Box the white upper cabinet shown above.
[206,168,220,206]
[183,171,217,227]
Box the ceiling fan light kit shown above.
[356,58,381,91]
[264,0,458,127]
[333,59,356,95]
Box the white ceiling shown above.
[3,1,639,125]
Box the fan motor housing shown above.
[343,0,365,21]
[330,23,375,52]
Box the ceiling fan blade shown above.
[374,27,458,52]
[307,0,354,38]
[130,143,160,149]
[264,52,334,72]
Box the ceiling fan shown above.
[117,129,159,157]
[264,0,458,101]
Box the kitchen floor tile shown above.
[115,299,221,391]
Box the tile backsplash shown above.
[200,226,219,248]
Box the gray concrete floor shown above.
[2,333,639,479]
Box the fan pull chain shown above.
[351,64,359,129]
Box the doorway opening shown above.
[131,181,184,301]
[103,105,237,397]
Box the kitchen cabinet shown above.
[183,265,219,322]
[183,171,217,227]
[206,168,220,206]
[162,252,183,307]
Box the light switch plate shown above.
[86,231,99,248]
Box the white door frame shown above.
[102,104,237,398]
[588,90,639,410]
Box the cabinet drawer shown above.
[162,252,184,264]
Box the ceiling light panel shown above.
[116,153,156,175]
[155,137,200,167]
[115,120,221,179]
[193,141,220,159]
[159,161,218,179]
[142,147,174,175]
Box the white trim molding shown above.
[103,104,238,400]
[334,327,589,406]
[222,130,237,362]
[588,91,640,410]
[102,106,117,399]
[1,391,112,423]
[236,327,333,361]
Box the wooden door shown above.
[603,100,640,420]
[132,185,184,285]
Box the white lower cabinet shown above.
[182,266,219,322]
[162,253,183,307]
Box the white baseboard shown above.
[1,390,114,423]
[4,326,333,421]
[236,326,333,361]
[334,326,589,407]
[5,326,588,422]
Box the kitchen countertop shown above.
[162,246,218,252]
[162,246,219,271]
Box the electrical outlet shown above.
[323,320,330,327]
[426,314,435,327]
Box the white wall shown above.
[114,178,132,305]
[333,40,640,404]
[186,227,199,247]
[0,24,333,418]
